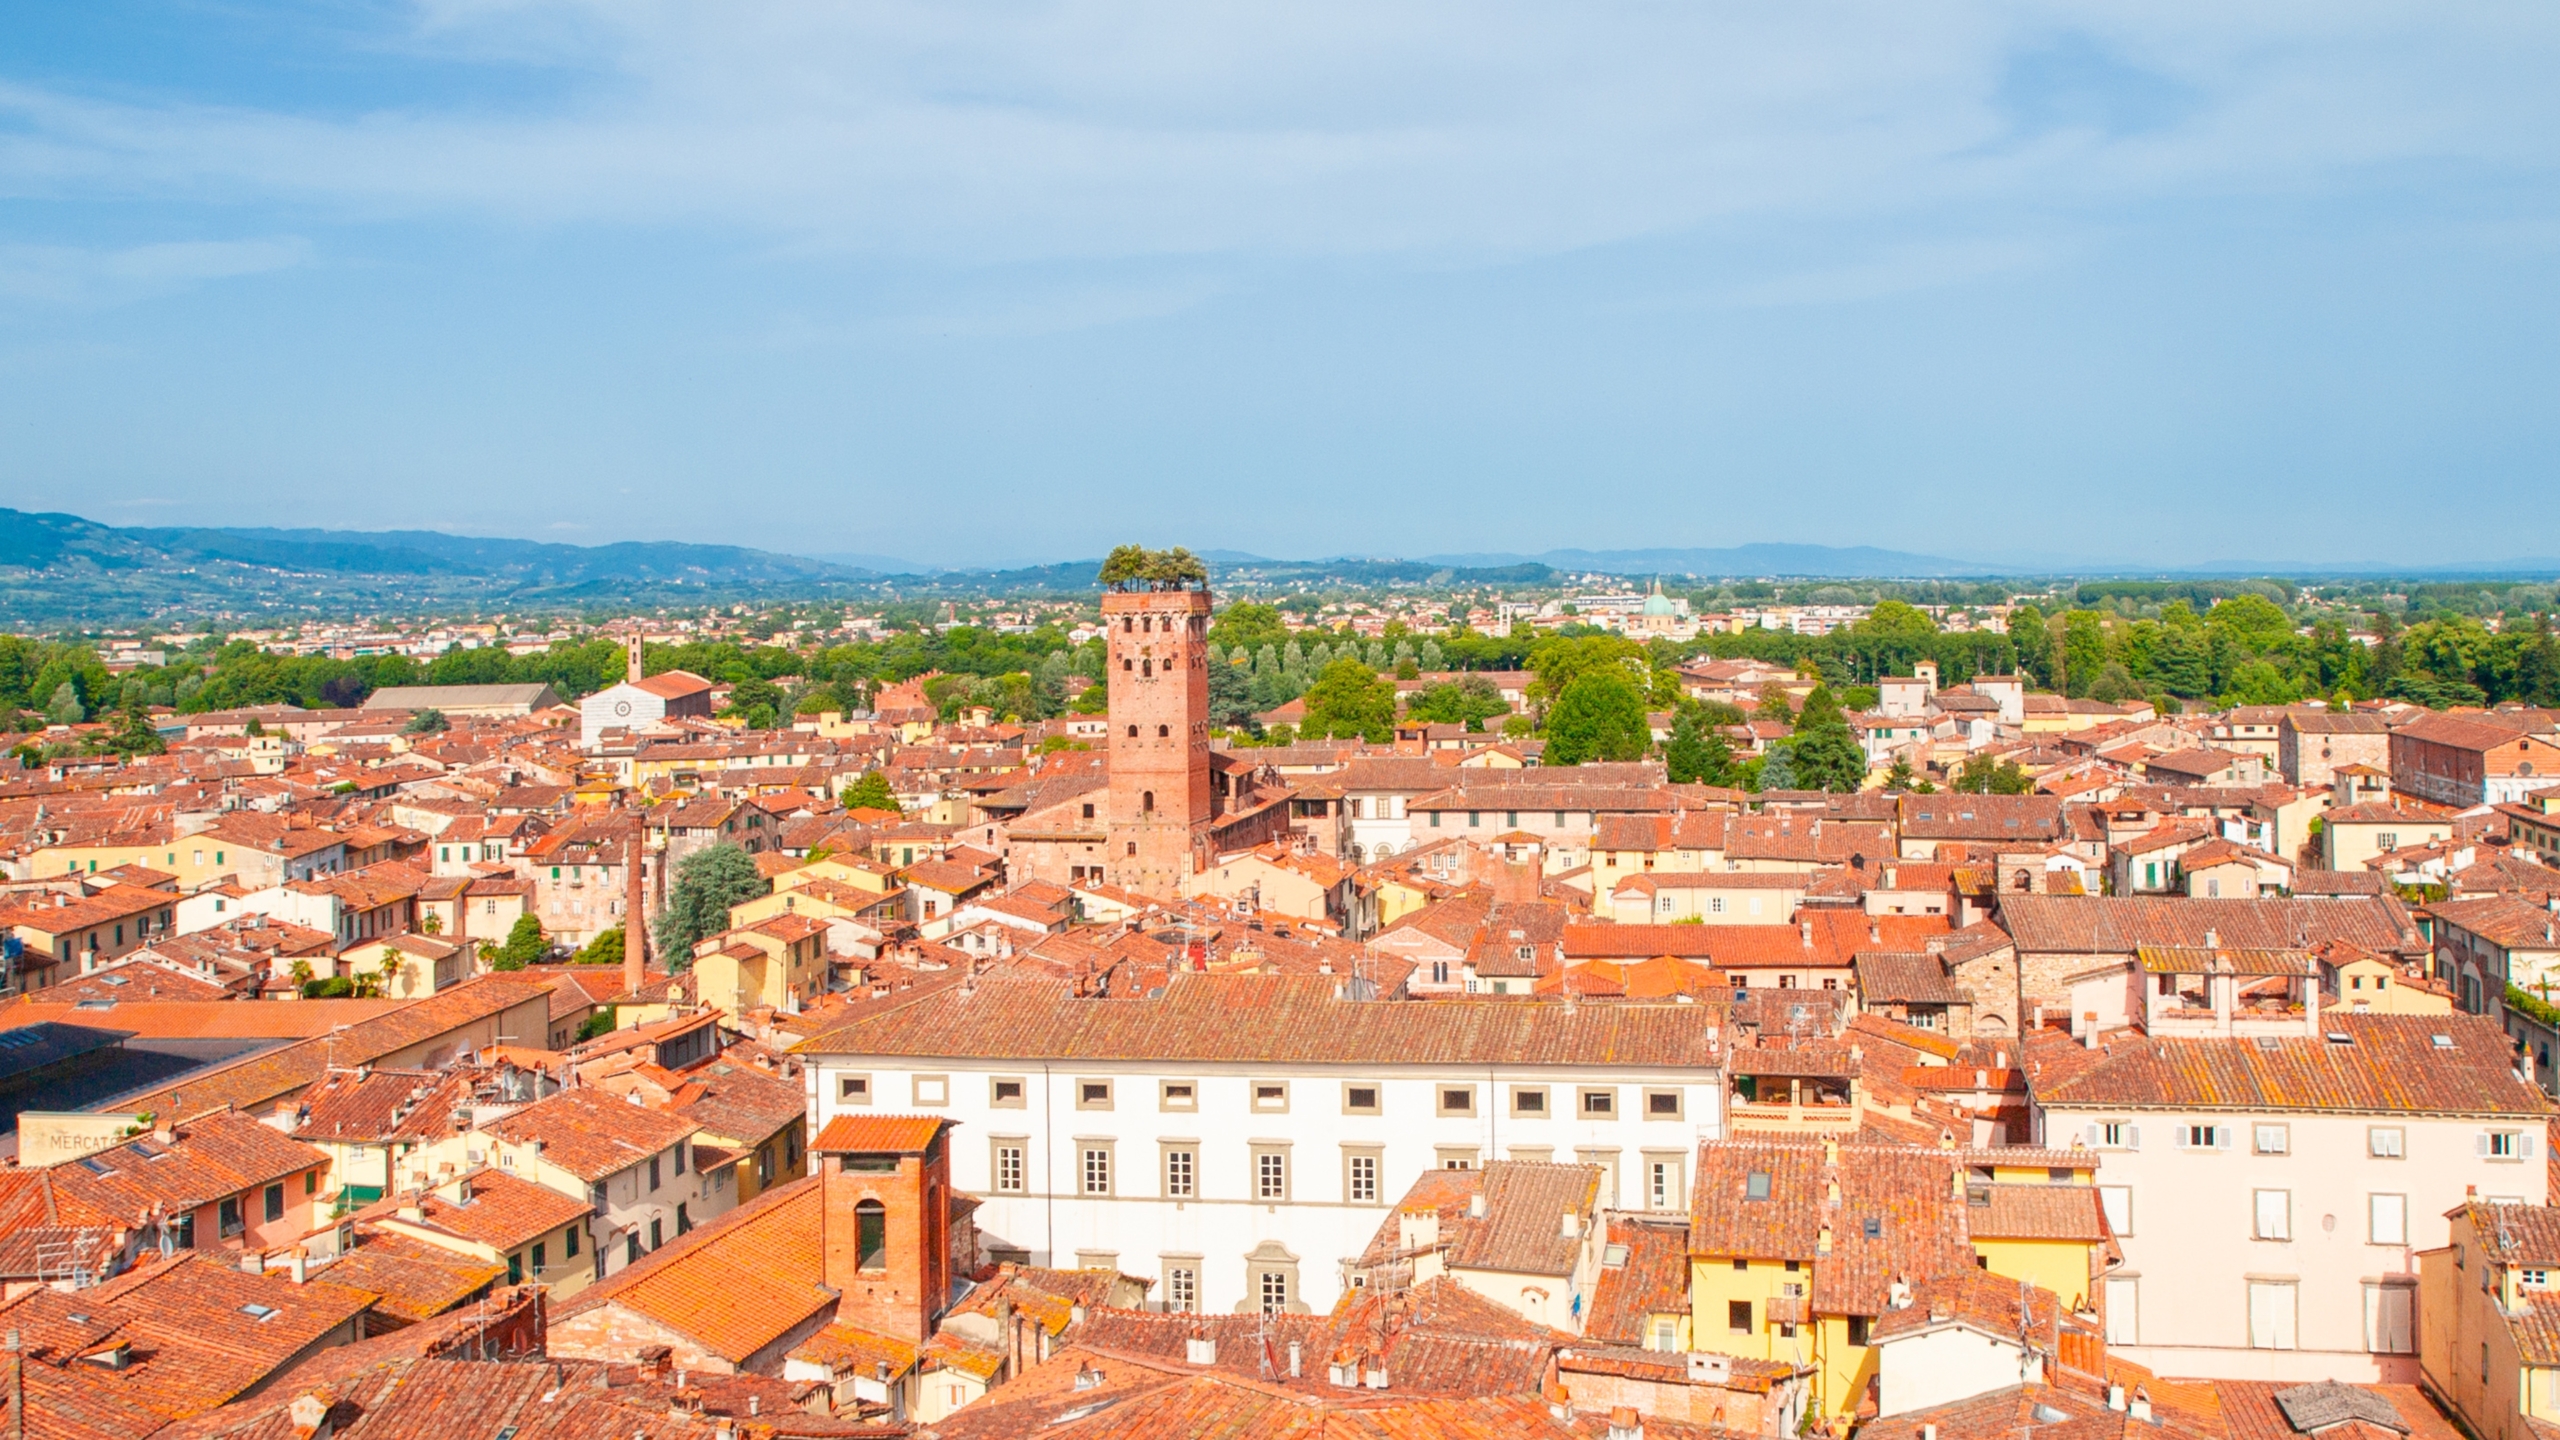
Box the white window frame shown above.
[2369,1193,2407,1246]
[2098,1185,2133,1237]
[2253,1188,2291,1241]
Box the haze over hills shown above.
[6,506,2559,626]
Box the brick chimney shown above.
[624,827,649,993]
[816,1116,955,1343]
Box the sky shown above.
[2,2,2557,571]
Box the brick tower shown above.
[815,1115,955,1343]
[1103,579,1213,898]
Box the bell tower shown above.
[1102,571,1212,899]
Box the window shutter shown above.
[2479,1133,2492,1157]
[2172,1127,2187,1150]
[2526,1134,2541,1160]
[2084,1123,2102,1147]
[2126,1125,2140,1150]
[2216,1127,2234,1150]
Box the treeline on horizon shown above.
[1,582,2554,737]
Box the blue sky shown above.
[2,2,2556,569]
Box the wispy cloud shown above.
[0,4,2553,267]
[0,236,311,306]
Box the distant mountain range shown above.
[5,506,2555,626]
[0,508,883,624]
[1412,544,2012,579]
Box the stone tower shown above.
[1103,581,1213,898]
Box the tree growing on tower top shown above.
[1099,545,1210,592]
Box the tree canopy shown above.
[1543,670,1650,765]
[654,843,770,969]
[1299,658,1398,743]
[1099,545,1209,591]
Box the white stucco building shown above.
[797,971,1724,1316]
[2034,1011,2548,1382]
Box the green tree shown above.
[402,708,449,734]
[575,926,626,967]
[2518,613,2560,707]
[1300,657,1398,742]
[1954,753,2035,795]
[43,682,83,726]
[1663,710,1736,786]
[2008,604,2055,690]
[840,771,902,813]
[654,843,768,970]
[1207,657,1262,732]
[2061,612,2109,699]
[486,914,549,970]
[2223,659,2301,707]
[1786,686,1868,793]
[2087,662,2139,704]
[104,703,166,757]
[1404,676,1509,731]
[1543,670,1650,765]
[1881,756,1927,792]
[1528,635,1645,713]
[2206,594,2295,654]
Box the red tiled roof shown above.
[810,1114,949,1154]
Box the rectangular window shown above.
[838,1075,872,1105]
[1164,1146,1196,1198]
[2370,1126,2404,1158]
[2484,1130,2531,1160]
[1346,1150,1381,1204]
[2179,1124,2229,1150]
[263,1183,285,1223]
[2253,1123,2289,1155]
[2365,1283,2414,1355]
[1510,1086,1548,1117]
[2370,1193,2408,1246]
[912,1074,948,1106]
[2254,1188,2291,1241]
[994,1141,1026,1194]
[1644,1151,1685,1211]
[1081,1145,1113,1195]
[1436,1146,1480,1171]
[1580,1088,1615,1117]
[2104,1276,2138,1345]
[1644,1089,1684,1120]
[565,1225,579,1258]
[2248,1281,2297,1350]
[991,1077,1027,1108]
[1256,1149,1289,1200]
[1078,1079,1114,1110]
[1343,1084,1381,1116]
[1259,1270,1290,1314]
[1251,1082,1289,1114]
[1159,1081,1196,1112]
[1167,1265,1199,1313]
[1438,1085,1476,1117]
[1728,1300,1753,1333]
[532,1241,547,1273]
[2098,1185,2133,1237]
[648,1157,662,1191]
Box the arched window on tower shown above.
[854,1200,887,1272]
[1158,725,1169,738]
[1142,660,1152,677]
[1142,790,1156,814]
[1127,725,1139,738]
